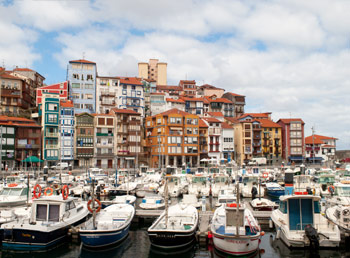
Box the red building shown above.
[36,81,68,106]
[277,118,305,163]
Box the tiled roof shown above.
[159,108,190,117]
[92,113,115,117]
[199,119,208,128]
[151,92,165,95]
[60,100,74,108]
[221,122,233,129]
[206,112,224,117]
[204,96,232,104]
[225,117,240,124]
[0,72,22,80]
[111,108,141,115]
[69,59,96,64]
[226,92,245,97]
[157,85,183,91]
[166,98,185,103]
[203,117,222,123]
[255,119,281,128]
[13,68,34,72]
[180,97,204,102]
[277,118,305,124]
[305,134,338,145]
[119,77,143,86]
[322,144,336,148]
[0,116,33,122]
[179,80,196,84]
[199,84,222,90]
[39,81,68,90]
[305,136,324,145]
[240,113,271,119]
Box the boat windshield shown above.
[336,186,350,197]
[294,176,310,184]
[243,177,258,184]
[192,177,206,183]
[209,168,220,174]
[0,188,22,196]
[168,177,178,183]
[215,177,228,183]
[319,176,335,184]
[219,199,236,203]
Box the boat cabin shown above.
[278,195,321,230]
[0,185,28,197]
[224,204,245,234]
[192,176,207,185]
[31,197,78,224]
[214,175,230,185]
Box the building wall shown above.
[222,128,234,162]
[74,113,94,167]
[118,81,145,118]
[157,63,167,85]
[60,106,74,163]
[36,82,68,106]
[68,61,97,113]
[138,63,148,79]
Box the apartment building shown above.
[93,114,115,169]
[118,77,145,118]
[145,108,200,168]
[182,97,204,116]
[36,81,68,106]
[179,80,196,97]
[60,100,75,164]
[277,118,305,163]
[150,93,167,115]
[197,84,225,98]
[203,95,234,117]
[203,117,222,162]
[166,98,186,111]
[233,118,253,166]
[74,113,94,167]
[221,122,234,162]
[305,134,337,163]
[40,93,60,166]
[111,109,142,169]
[68,59,97,113]
[138,59,167,85]
[96,76,119,114]
[222,92,246,117]
[199,119,209,161]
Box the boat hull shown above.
[212,233,260,256]
[266,189,284,198]
[2,217,87,250]
[148,229,197,249]
[80,224,130,248]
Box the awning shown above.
[22,156,43,163]
[308,157,324,161]
[289,156,304,161]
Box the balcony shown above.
[101,101,116,106]
[169,131,182,136]
[96,133,114,137]
[100,91,115,97]
[46,144,58,149]
[76,153,94,158]
[95,152,114,157]
[46,132,59,137]
[28,133,40,138]
[17,144,40,149]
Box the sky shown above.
[1,0,349,149]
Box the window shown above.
[85,84,93,89]
[72,74,79,79]
[132,86,136,90]
[48,103,58,111]
[85,94,93,99]
[71,83,80,89]
[137,91,141,96]
[36,204,47,221]
[47,114,57,123]
[122,90,127,95]
[7,127,14,134]
[87,74,93,81]
[48,205,60,222]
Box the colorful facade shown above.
[74,113,94,167]
[305,134,337,163]
[60,100,75,164]
[146,108,200,168]
[36,81,68,106]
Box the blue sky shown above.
[1,0,350,149]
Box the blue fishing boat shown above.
[266,182,285,198]
[79,203,135,248]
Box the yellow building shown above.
[138,59,167,85]
[233,120,253,166]
[256,119,282,165]
[145,108,199,168]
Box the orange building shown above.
[145,108,200,168]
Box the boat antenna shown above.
[164,177,169,228]
[92,178,96,229]
[236,173,239,236]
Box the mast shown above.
[236,174,239,236]
[91,178,96,229]
[164,177,169,228]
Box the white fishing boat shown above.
[140,195,166,210]
[215,189,236,207]
[0,206,31,225]
[188,175,210,197]
[271,193,340,248]
[158,175,186,198]
[325,181,350,207]
[211,202,263,255]
[180,194,201,209]
[250,198,278,211]
[326,204,350,234]
[0,183,31,207]
[211,174,232,197]
[2,190,89,251]
[101,195,136,207]
[79,203,135,248]
[293,175,319,196]
[317,174,336,197]
[148,203,199,249]
[135,182,159,198]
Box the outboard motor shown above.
[305,224,320,251]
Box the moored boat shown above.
[79,203,135,248]
[266,182,285,199]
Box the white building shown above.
[221,122,234,163]
[305,134,337,163]
[96,76,119,114]
[203,117,222,162]
[60,100,74,165]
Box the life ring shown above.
[8,183,18,187]
[44,187,54,196]
[262,172,269,179]
[62,185,69,200]
[328,185,335,193]
[87,199,101,213]
[33,184,42,199]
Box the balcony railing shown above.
[46,132,59,137]
[46,144,58,149]
[95,152,114,157]
[96,133,114,137]
[28,133,40,138]
[17,144,40,149]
